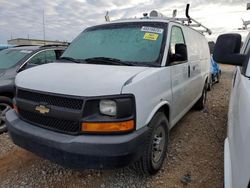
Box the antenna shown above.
[238,3,250,30]
[172,10,177,18]
[184,4,212,35]
[146,4,212,35]
[185,4,191,24]
[105,11,110,22]
[239,18,250,30]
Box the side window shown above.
[169,26,187,63]
[28,50,56,65]
[45,50,56,62]
[170,26,185,54]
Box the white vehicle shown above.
[213,33,250,188]
[6,8,210,174]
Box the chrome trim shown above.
[17,49,57,73]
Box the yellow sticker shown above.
[143,33,159,41]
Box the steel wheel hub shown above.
[152,126,165,164]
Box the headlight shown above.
[99,100,117,116]
[82,96,135,133]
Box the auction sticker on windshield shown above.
[141,26,163,34]
[143,33,159,41]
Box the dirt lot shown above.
[0,65,234,188]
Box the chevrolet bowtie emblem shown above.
[35,105,50,114]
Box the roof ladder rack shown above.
[175,4,212,35]
[147,4,212,35]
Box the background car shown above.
[0,44,14,51]
[0,45,67,133]
[207,41,222,90]
[210,56,221,83]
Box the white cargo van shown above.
[214,32,250,188]
[6,8,210,174]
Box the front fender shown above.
[145,101,170,126]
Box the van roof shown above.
[101,18,205,36]
[104,5,212,35]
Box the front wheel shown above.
[134,112,169,175]
[0,97,13,134]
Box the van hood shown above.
[15,63,149,96]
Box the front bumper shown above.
[6,110,149,169]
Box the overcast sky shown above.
[0,0,249,44]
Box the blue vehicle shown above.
[210,56,221,83]
[207,56,221,91]
[0,44,14,51]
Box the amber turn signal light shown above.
[82,120,134,133]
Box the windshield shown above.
[62,22,167,66]
[0,49,32,69]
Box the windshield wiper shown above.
[60,57,86,64]
[83,57,135,66]
[61,56,159,67]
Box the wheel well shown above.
[0,92,14,99]
[159,104,170,121]
[205,76,208,84]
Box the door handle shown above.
[188,65,191,77]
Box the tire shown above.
[133,112,169,175]
[207,76,212,91]
[0,96,13,134]
[216,72,220,83]
[194,84,207,110]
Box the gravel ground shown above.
[0,133,16,158]
[0,64,234,188]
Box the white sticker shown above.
[20,50,32,54]
[141,26,163,34]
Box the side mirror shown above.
[213,33,247,66]
[171,43,188,62]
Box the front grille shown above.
[17,89,83,110]
[19,109,80,134]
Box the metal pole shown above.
[43,9,46,45]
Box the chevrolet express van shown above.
[6,13,210,174]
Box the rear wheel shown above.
[134,112,169,175]
[207,75,212,91]
[0,97,12,134]
[194,84,207,110]
[216,72,220,83]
